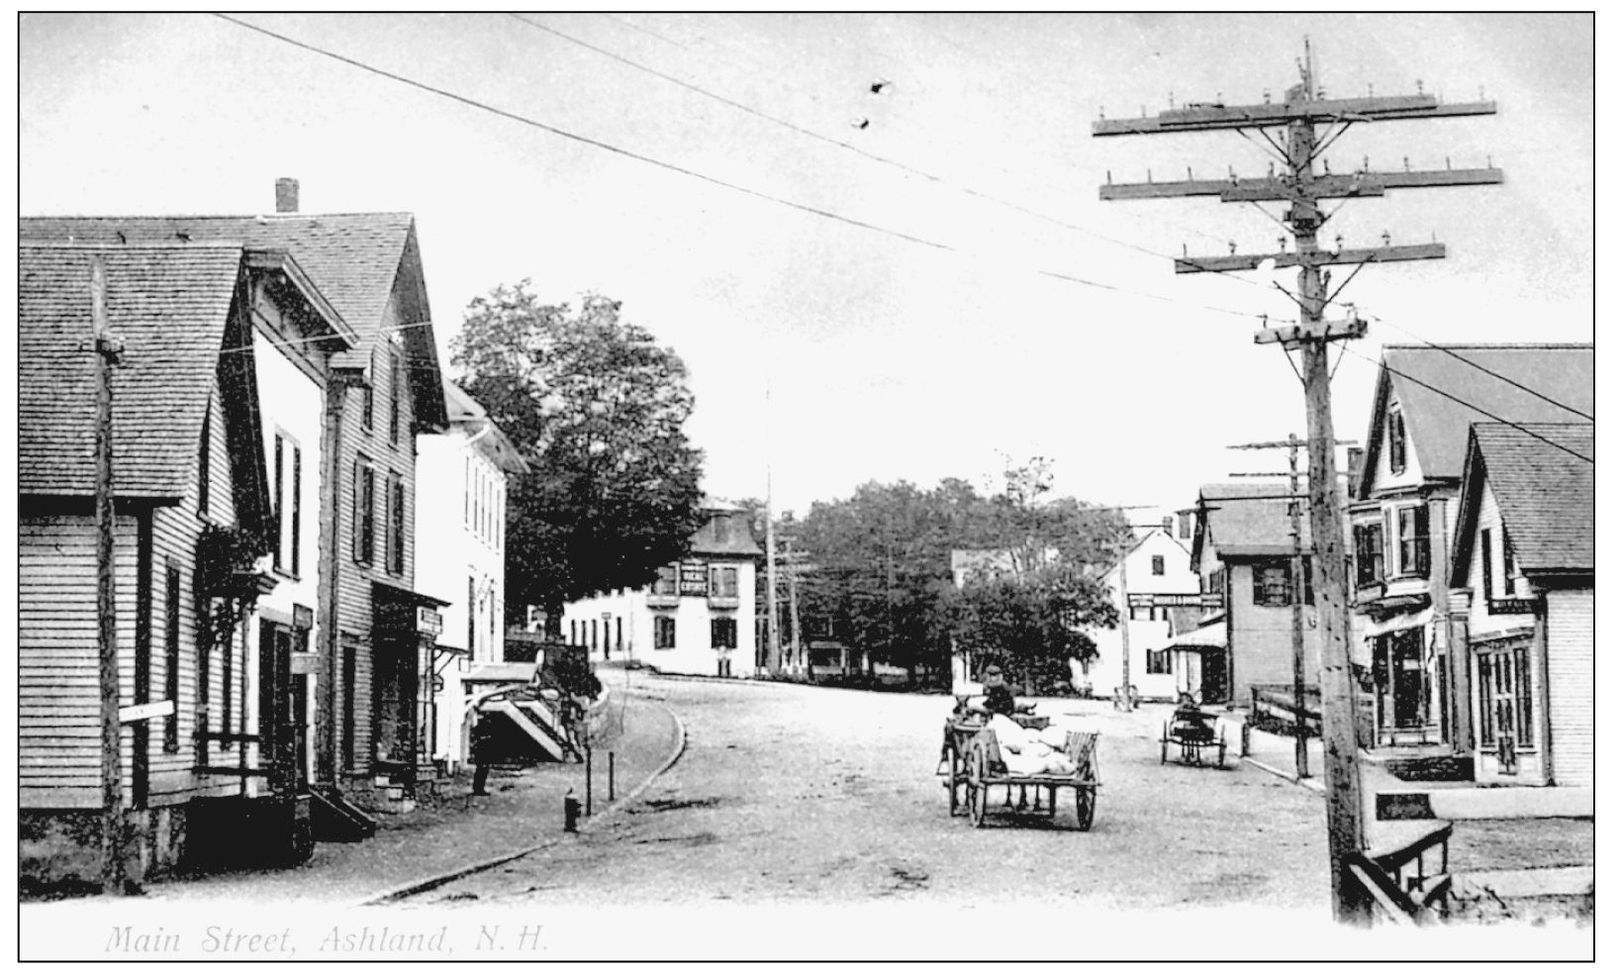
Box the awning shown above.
[1361,605,1434,640]
[1161,621,1225,654]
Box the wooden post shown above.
[1287,437,1310,779]
[91,255,126,895]
[1117,548,1133,710]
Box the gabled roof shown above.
[20,243,245,499]
[20,212,448,430]
[1360,344,1594,496]
[1450,423,1595,584]
[19,242,351,501]
[1193,483,1306,560]
[444,380,530,475]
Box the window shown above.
[709,565,739,599]
[1202,567,1226,609]
[198,403,211,516]
[165,562,180,754]
[1353,521,1385,587]
[711,617,738,650]
[274,433,302,576]
[341,643,357,770]
[1151,555,1165,576]
[1396,504,1430,577]
[1252,560,1292,607]
[1481,529,1495,602]
[387,343,403,443]
[653,565,679,596]
[361,349,375,430]
[616,617,623,652]
[590,619,598,651]
[273,434,283,569]
[467,577,477,659]
[1146,649,1170,674]
[1476,642,1535,751]
[1388,404,1407,474]
[387,472,405,575]
[654,616,676,649]
[354,458,376,564]
[1501,532,1518,597]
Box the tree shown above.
[946,564,1117,695]
[451,283,705,632]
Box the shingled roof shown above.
[1192,483,1309,560]
[19,212,448,430]
[1450,423,1595,583]
[1361,344,1594,495]
[19,244,245,499]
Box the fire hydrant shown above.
[563,788,581,833]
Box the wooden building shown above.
[1448,423,1593,787]
[24,185,453,815]
[19,241,355,885]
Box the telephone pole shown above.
[1096,39,1500,924]
[91,255,127,894]
[1229,435,1354,779]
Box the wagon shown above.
[940,699,1049,816]
[962,726,1101,830]
[1160,707,1227,767]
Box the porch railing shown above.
[1350,822,1453,925]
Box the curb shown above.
[356,695,689,906]
[1241,755,1327,795]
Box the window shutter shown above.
[1413,503,1430,576]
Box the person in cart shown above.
[1172,691,1215,742]
[976,663,1017,717]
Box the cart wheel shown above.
[1160,724,1169,764]
[1074,786,1096,831]
[946,745,962,815]
[968,746,990,828]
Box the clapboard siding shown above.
[18,513,135,802]
[1545,588,1593,787]
[333,290,420,771]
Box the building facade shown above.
[25,186,456,811]
[562,504,760,677]
[1084,527,1201,702]
[18,241,355,884]
[1448,423,1593,787]
[1349,344,1594,754]
[415,381,529,770]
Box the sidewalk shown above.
[126,693,682,905]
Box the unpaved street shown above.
[409,671,1328,913]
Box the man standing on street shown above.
[470,712,494,796]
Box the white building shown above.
[415,381,529,770]
[562,502,760,677]
[1084,527,1201,702]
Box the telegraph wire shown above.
[213,13,1262,322]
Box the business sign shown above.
[416,606,444,636]
[679,561,709,596]
[1128,593,1205,608]
[292,603,314,631]
[119,700,175,724]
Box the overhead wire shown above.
[213,13,1263,322]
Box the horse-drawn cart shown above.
[962,726,1100,830]
[1160,706,1228,767]
[941,698,1048,816]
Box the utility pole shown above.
[781,539,805,676]
[91,255,126,894]
[1096,39,1500,925]
[763,379,782,678]
[1115,546,1133,711]
[1229,434,1354,779]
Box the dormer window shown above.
[1387,403,1407,475]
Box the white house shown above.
[1084,527,1201,702]
[1448,423,1593,788]
[415,381,529,771]
[562,502,759,677]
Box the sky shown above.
[17,12,1595,516]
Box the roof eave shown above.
[243,248,358,347]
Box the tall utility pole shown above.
[781,539,805,676]
[1096,40,1500,924]
[763,380,782,678]
[91,256,126,894]
[1115,547,1133,711]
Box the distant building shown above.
[1186,483,1332,706]
[415,381,529,771]
[1448,423,1593,787]
[562,502,760,677]
[1084,527,1200,702]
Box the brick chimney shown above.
[1345,446,1365,500]
[275,178,300,214]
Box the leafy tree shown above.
[946,564,1117,695]
[451,283,705,632]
